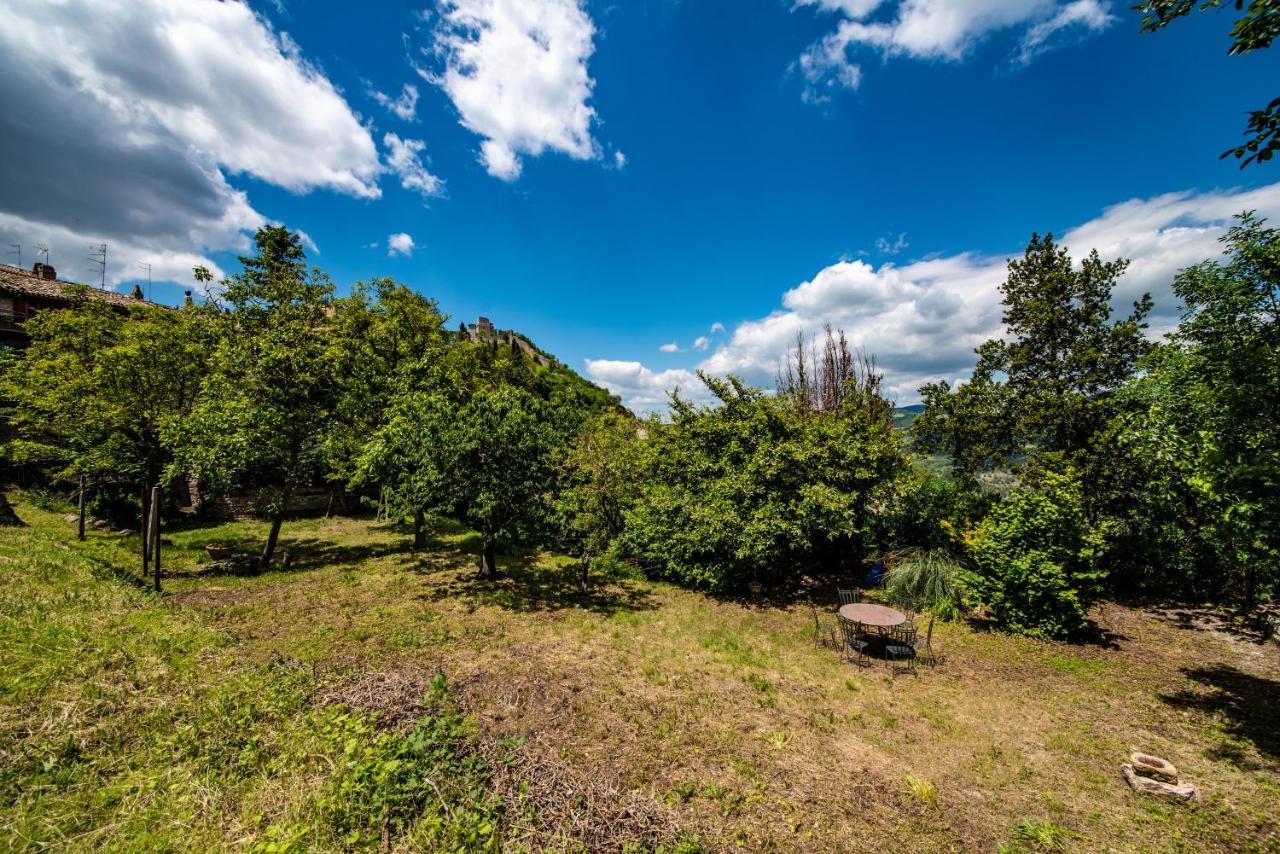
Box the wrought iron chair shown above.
[838,616,871,666]
[915,614,938,666]
[837,587,861,606]
[809,600,837,649]
[884,621,918,675]
[892,597,916,623]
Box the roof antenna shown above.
[137,261,152,301]
[6,245,18,268]
[87,243,107,289]
[35,244,49,267]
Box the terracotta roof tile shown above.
[0,263,151,308]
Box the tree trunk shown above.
[261,512,285,571]
[413,508,426,550]
[140,482,151,564]
[478,537,498,578]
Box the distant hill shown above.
[892,403,924,430]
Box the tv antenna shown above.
[35,244,50,266]
[87,243,107,289]
[137,262,152,300]
[6,245,18,268]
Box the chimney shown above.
[33,262,56,281]
[130,284,144,300]
[183,289,193,307]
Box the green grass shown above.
[3,494,1279,851]
[0,501,500,852]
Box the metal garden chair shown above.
[837,616,871,666]
[809,600,837,649]
[837,587,861,606]
[915,614,938,666]
[884,621,918,675]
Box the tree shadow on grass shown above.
[1161,664,1280,765]
[164,532,416,579]
[413,545,659,617]
[1147,603,1280,647]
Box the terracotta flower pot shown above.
[205,544,233,561]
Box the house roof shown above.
[0,263,150,308]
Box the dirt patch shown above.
[166,585,257,608]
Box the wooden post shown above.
[76,475,86,541]
[140,483,151,564]
[150,485,161,594]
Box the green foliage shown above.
[961,466,1106,639]
[326,277,448,489]
[884,550,963,620]
[554,411,643,585]
[879,468,970,552]
[310,676,499,851]
[364,385,561,574]
[1102,213,1280,603]
[621,369,904,590]
[170,226,338,566]
[916,234,1151,479]
[1,290,210,499]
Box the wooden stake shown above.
[76,475,86,541]
[140,483,151,566]
[150,485,161,594]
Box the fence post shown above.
[77,475,86,542]
[150,485,161,594]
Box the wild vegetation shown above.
[1,214,1277,849]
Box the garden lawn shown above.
[2,496,1278,852]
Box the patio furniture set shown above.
[811,588,937,674]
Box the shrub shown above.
[884,550,963,619]
[960,467,1105,639]
[312,674,500,850]
[880,470,961,552]
[619,374,903,590]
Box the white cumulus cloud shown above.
[388,232,416,257]
[423,0,601,180]
[588,183,1280,411]
[0,0,383,290]
[796,0,1115,101]
[659,342,681,353]
[384,133,445,199]
[372,82,421,121]
[692,336,710,350]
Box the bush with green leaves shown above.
[884,550,963,620]
[620,372,904,590]
[960,466,1105,639]
[310,675,500,851]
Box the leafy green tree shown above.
[171,226,337,569]
[915,234,1152,480]
[622,368,904,590]
[1135,0,1280,166]
[960,464,1106,639]
[554,411,643,588]
[2,288,210,521]
[327,278,447,492]
[364,386,559,575]
[1108,212,1280,604]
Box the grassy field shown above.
[2,496,1278,852]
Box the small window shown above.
[0,297,13,321]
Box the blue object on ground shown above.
[865,558,887,587]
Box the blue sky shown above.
[3,0,1279,409]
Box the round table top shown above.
[838,602,906,627]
